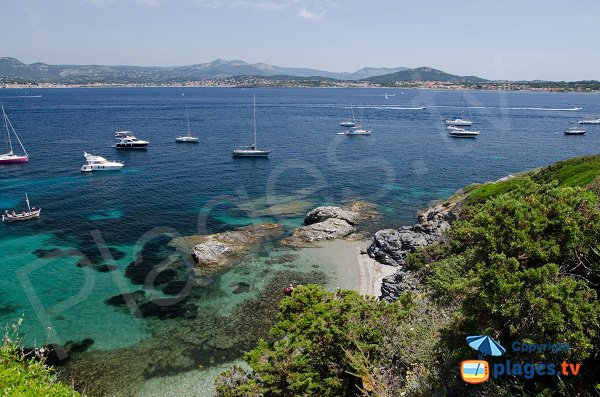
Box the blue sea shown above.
[0,87,599,395]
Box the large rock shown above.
[304,206,358,225]
[281,218,355,248]
[368,199,459,300]
[368,229,430,266]
[169,223,284,274]
[304,202,380,226]
[368,200,456,266]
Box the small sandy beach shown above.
[293,239,397,297]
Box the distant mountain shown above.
[0,57,409,84]
[349,66,408,80]
[368,66,488,84]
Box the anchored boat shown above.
[2,194,41,222]
[0,104,29,163]
[233,95,270,157]
[81,152,124,172]
[114,131,149,149]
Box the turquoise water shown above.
[1,87,600,395]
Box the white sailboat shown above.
[343,105,372,135]
[176,104,199,143]
[339,103,356,127]
[564,127,586,135]
[0,104,29,164]
[2,193,41,222]
[445,92,473,126]
[566,109,587,134]
[233,95,270,157]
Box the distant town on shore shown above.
[1,57,598,92]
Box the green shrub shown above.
[0,320,82,397]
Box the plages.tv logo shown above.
[460,335,581,384]
[460,335,505,384]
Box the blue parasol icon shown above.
[466,335,506,357]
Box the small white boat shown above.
[447,127,479,137]
[344,126,372,135]
[233,95,270,158]
[384,92,396,99]
[445,92,473,126]
[340,103,357,127]
[579,118,600,125]
[342,105,372,136]
[114,131,149,149]
[564,127,586,135]
[176,104,199,143]
[445,118,473,126]
[2,194,41,222]
[0,104,28,164]
[81,152,124,172]
[176,136,199,143]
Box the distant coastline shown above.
[2,80,599,93]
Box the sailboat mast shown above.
[253,94,257,147]
[2,104,13,154]
[185,104,191,137]
[25,193,31,213]
[4,110,27,156]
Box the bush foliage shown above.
[217,155,600,397]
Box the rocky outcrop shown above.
[304,206,358,225]
[368,199,458,301]
[281,217,355,247]
[169,223,284,274]
[281,202,379,248]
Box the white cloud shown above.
[84,0,161,6]
[298,5,324,20]
[192,0,333,20]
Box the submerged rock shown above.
[170,223,284,274]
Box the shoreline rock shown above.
[169,223,284,274]
[281,202,380,248]
[368,199,458,301]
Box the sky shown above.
[1,0,599,81]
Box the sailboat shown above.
[176,104,199,143]
[566,108,586,135]
[0,104,29,163]
[343,105,372,136]
[232,95,270,157]
[339,103,356,127]
[2,193,41,222]
[445,92,473,126]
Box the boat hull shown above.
[579,119,600,125]
[2,209,41,222]
[445,120,473,126]
[232,150,270,157]
[115,143,148,149]
[176,137,199,143]
[0,155,29,163]
[81,165,124,172]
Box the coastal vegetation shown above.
[216,154,600,396]
[0,320,82,397]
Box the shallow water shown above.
[1,87,600,395]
